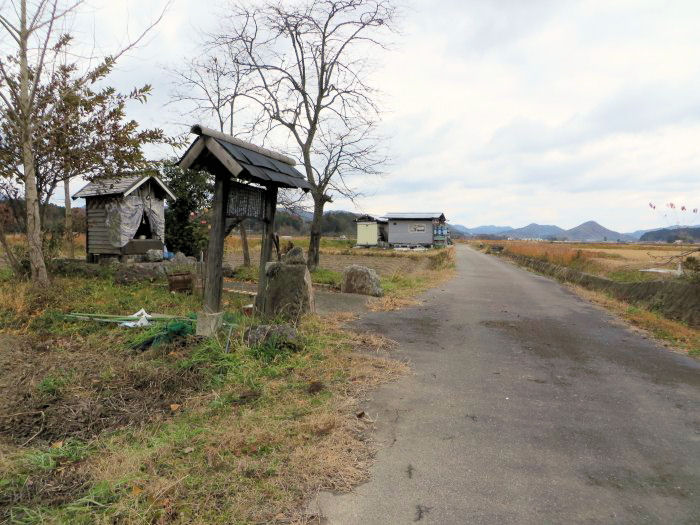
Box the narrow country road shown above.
[313,245,700,524]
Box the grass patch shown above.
[227,262,342,288]
[36,372,73,397]
[0,273,407,523]
[360,246,456,311]
[607,268,660,283]
[311,267,342,288]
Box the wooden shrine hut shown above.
[73,174,176,262]
[177,125,311,333]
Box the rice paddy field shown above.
[469,240,697,282]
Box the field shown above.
[470,240,696,282]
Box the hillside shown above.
[565,221,632,242]
[463,225,513,235]
[639,226,700,243]
[507,223,567,239]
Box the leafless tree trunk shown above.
[16,0,52,284]
[214,0,394,270]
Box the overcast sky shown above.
[65,0,700,232]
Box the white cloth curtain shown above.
[103,182,166,248]
[105,195,144,247]
[140,186,165,242]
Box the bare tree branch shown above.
[209,0,395,268]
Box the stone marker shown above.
[222,263,237,278]
[173,251,197,264]
[282,246,306,265]
[257,248,315,320]
[341,265,383,296]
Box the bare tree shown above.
[169,50,257,265]
[214,0,395,269]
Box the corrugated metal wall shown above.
[387,220,434,245]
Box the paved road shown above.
[313,245,700,524]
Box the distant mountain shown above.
[639,227,700,243]
[565,221,633,242]
[507,223,567,239]
[625,225,695,240]
[280,210,657,243]
[448,224,471,237]
[625,228,659,240]
[460,225,513,235]
[292,209,313,221]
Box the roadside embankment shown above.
[504,253,700,328]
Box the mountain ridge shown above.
[281,209,693,242]
[456,220,637,241]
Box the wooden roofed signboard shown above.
[178,125,311,190]
[226,180,266,221]
[177,125,310,335]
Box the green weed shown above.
[36,372,72,397]
[23,440,94,471]
[311,267,342,287]
[608,269,658,283]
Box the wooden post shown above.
[256,185,278,312]
[85,204,90,262]
[203,172,230,313]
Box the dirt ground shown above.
[226,250,429,276]
[0,333,206,447]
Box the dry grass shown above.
[571,286,700,357]
[369,247,456,312]
[492,241,614,267]
[74,314,408,524]
[225,234,454,260]
[2,233,86,263]
[0,274,409,524]
[324,312,400,355]
[473,240,695,282]
[367,295,420,312]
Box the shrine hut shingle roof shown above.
[72,175,176,200]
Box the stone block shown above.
[256,261,315,320]
[145,249,164,262]
[341,265,383,296]
[196,311,224,336]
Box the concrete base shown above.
[196,311,224,337]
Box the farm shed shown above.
[386,212,448,247]
[355,214,388,246]
[73,174,176,262]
